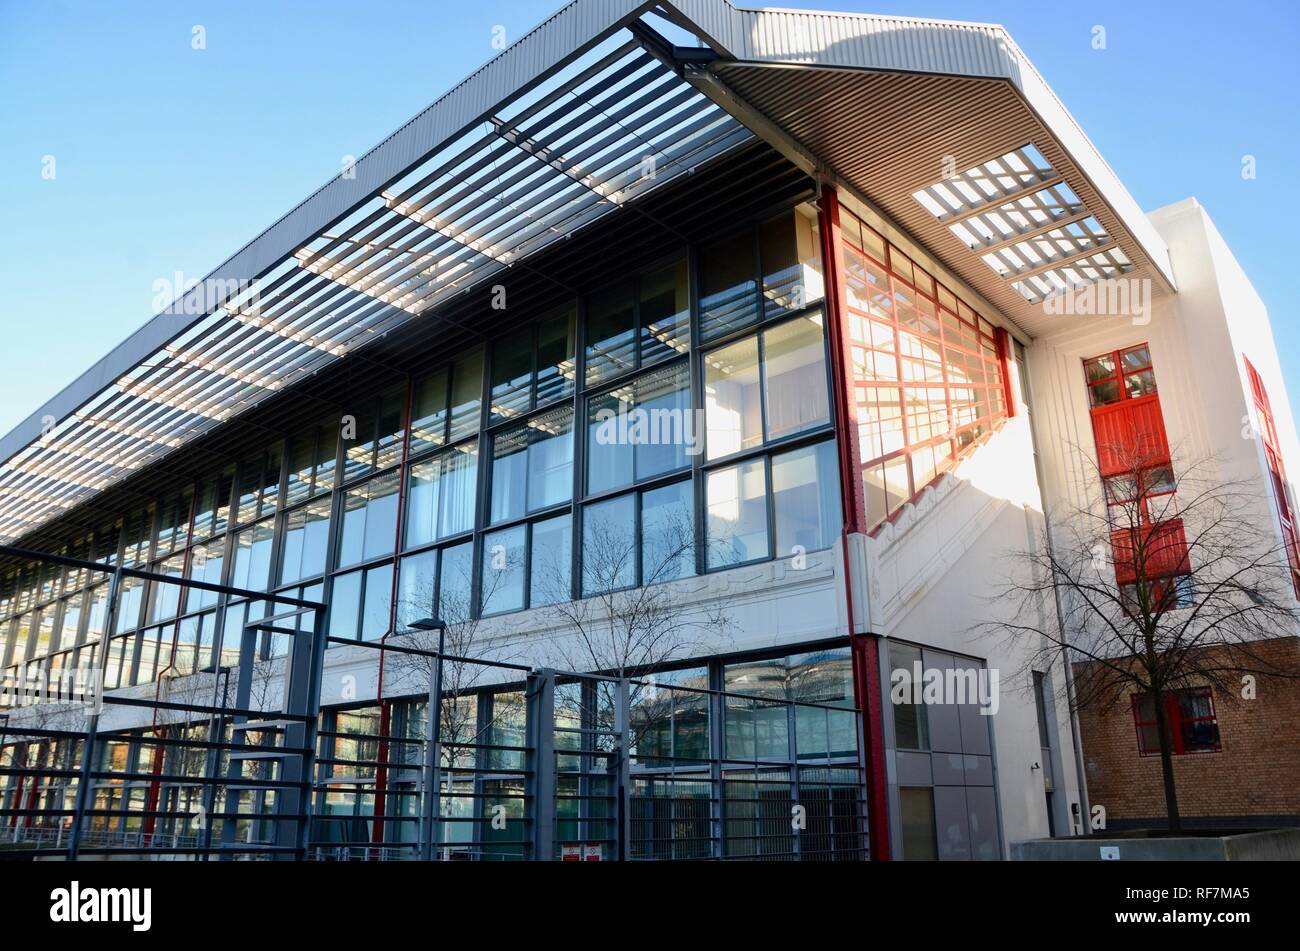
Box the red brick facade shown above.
[1075,637,1300,829]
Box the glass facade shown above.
[2,200,859,687]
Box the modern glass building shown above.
[2,1,1297,859]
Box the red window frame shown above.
[1131,687,1221,756]
[838,209,1010,532]
[1244,356,1300,597]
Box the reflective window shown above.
[582,495,636,595]
[704,314,829,460]
[406,445,478,546]
[337,473,400,568]
[641,481,695,584]
[279,497,331,585]
[492,309,577,423]
[480,525,526,616]
[529,513,572,607]
[700,230,757,341]
[771,441,841,556]
[490,406,573,524]
[231,520,275,593]
[706,458,769,568]
[842,206,1009,532]
[330,562,393,642]
[587,362,691,495]
[342,386,406,482]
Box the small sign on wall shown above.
[1100,846,1121,861]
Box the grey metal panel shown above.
[964,753,994,787]
[931,751,969,787]
[895,749,932,786]
[965,785,999,860]
[956,659,993,756]
[933,785,971,861]
[921,648,962,754]
[0,0,648,466]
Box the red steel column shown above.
[819,183,891,860]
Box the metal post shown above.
[613,678,632,862]
[418,625,445,861]
[525,670,556,861]
[66,566,122,861]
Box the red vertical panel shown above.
[995,327,1016,418]
[851,633,891,861]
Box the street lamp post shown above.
[409,618,446,862]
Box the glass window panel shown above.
[490,407,573,523]
[536,308,576,407]
[449,350,483,443]
[337,473,399,568]
[312,419,339,495]
[491,333,533,423]
[437,542,474,625]
[406,445,478,546]
[772,441,841,557]
[529,513,572,608]
[706,459,769,569]
[286,426,315,505]
[231,521,274,593]
[763,314,830,441]
[146,554,186,624]
[280,497,331,585]
[396,549,437,632]
[639,259,689,366]
[1120,346,1151,372]
[329,571,361,641]
[641,481,695,584]
[704,336,761,460]
[1084,354,1115,383]
[586,388,634,496]
[187,540,225,613]
[583,495,636,595]
[700,230,758,341]
[586,283,636,386]
[481,525,526,616]
[1125,368,1157,399]
[761,211,800,318]
[589,363,692,495]
[1089,379,1121,407]
[410,367,449,454]
[360,563,393,641]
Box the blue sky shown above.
[1,0,1297,436]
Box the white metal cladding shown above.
[0,11,750,545]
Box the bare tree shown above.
[990,444,1300,831]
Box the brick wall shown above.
[1074,637,1300,829]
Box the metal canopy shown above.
[2,0,1180,545]
[0,6,750,545]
